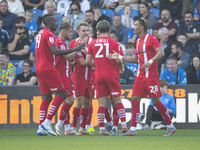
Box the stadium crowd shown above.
[0,0,199,136]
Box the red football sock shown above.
[59,102,72,125]
[97,106,105,128]
[72,107,80,128]
[116,102,126,123]
[105,106,112,122]
[39,99,50,125]
[46,95,65,120]
[113,107,119,127]
[80,108,89,129]
[131,100,140,127]
[154,101,172,125]
[86,101,93,125]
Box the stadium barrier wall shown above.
[0,85,199,129]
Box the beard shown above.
[172,52,179,58]
[86,19,92,24]
[185,20,192,26]
[162,17,169,23]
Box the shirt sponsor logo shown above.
[111,92,120,95]
[50,88,58,91]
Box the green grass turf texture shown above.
[0,129,200,150]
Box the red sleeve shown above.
[46,31,56,46]
[135,40,138,55]
[76,51,84,59]
[151,36,161,50]
[69,39,75,48]
[87,41,93,55]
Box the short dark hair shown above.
[125,42,135,49]
[113,14,121,18]
[133,16,148,32]
[172,41,183,51]
[0,0,8,4]
[167,56,177,63]
[96,20,110,34]
[184,11,194,17]
[42,14,54,26]
[86,9,94,15]
[160,79,167,87]
[23,59,33,67]
[139,2,150,10]
[16,16,26,24]
[177,32,188,38]
[59,22,72,31]
[0,51,9,58]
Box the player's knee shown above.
[42,93,52,102]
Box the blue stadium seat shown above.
[149,8,159,19]
[100,9,115,19]
[117,9,139,18]
[30,9,43,23]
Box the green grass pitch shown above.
[0,129,200,150]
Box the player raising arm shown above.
[109,17,176,136]
[36,15,85,136]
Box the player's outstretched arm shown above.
[77,54,93,66]
[50,43,86,56]
[109,50,138,63]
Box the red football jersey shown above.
[135,33,161,78]
[87,37,122,79]
[55,38,71,78]
[69,37,93,81]
[36,28,57,70]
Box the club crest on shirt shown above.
[49,37,55,44]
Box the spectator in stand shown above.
[0,51,15,86]
[182,0,200,22]
[157,27,171,74]
[24,0,45,11]
[160,57,187,85]
[85,10,97,38]
[24,10,37,40]
[6,0,24,16]
[74,0,90,14]
[111,14,129,44]
[177,11,200,50]
[177,33,198,57]
[7,25,30,68]
[187,55,200,84]
[0,0,16,35]
[143,79,176,130]
[109,31,126,54]
[115,0,139,13]
[120,66,135,84]
[45,0,62,35]
[159,0,182,23]
[16,59,37,85]
[169,41,191,71]
[91,3,110,24]
[121,5,134,29]
[153,9,177,42]
[15,16,30,41]
[124,42,138,78]
[139,1,158,31]
[0,17,10,52]
[67,1,85,30]
[56,0,71,16]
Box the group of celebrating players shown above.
[35,14,176,137]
